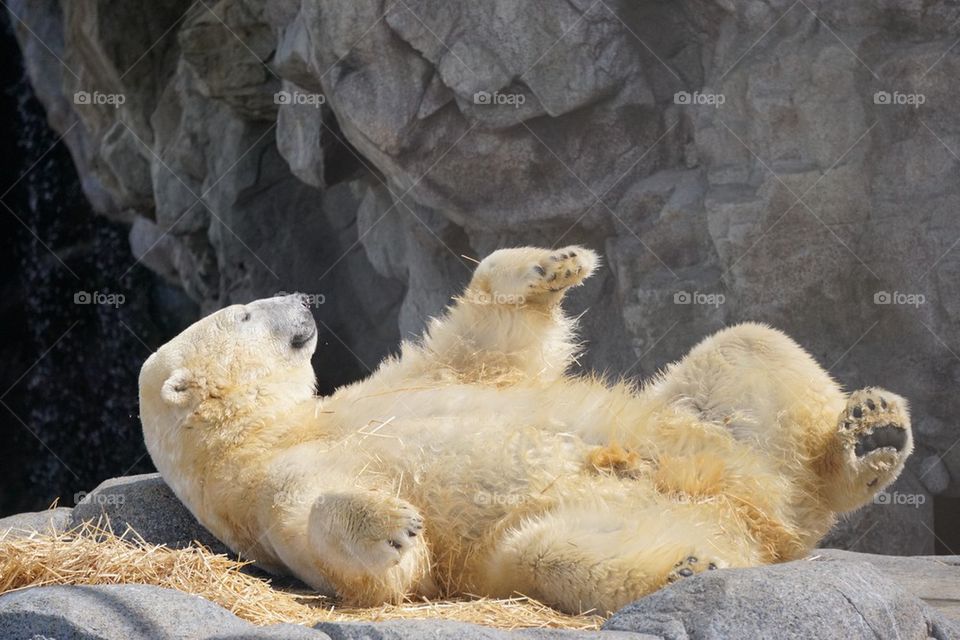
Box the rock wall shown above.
[7,0,960,553]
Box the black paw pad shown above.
[854,424,907,457]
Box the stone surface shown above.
[2,555,957,639]
[0,584,329,640]
[316,621,651,640]
[8,0,960,553]
[0,507,73,538]
[70,473,229,554]
[604,558,960,640]
[813,549,960,622]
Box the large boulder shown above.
[8,0,960,554]
[813,549,960,622]
[604,557,960,640]
[70,473,228,554]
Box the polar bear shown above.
[139,246,912,615]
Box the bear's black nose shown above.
[290,327,316,350]
[290,304,316,349]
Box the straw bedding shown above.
[0,519,603,631]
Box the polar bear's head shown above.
[139,294,318,453]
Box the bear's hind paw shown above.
[665,553,720,584]
[838,387,912,489]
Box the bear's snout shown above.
[290,310,317,350]
[284,298,317,350]
[250,294,317,351]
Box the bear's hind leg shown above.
[817,387,913,513]
[480,504,745,615]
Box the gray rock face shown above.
[813,549,960,622]
[70,473,229,554]
[0,584,329,640]
[0,507,73,538]
[8,0,960,554]
[604,558,960,640]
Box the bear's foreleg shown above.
[297,490,431,605]
[417,246,599,383]
[463,246,599,308]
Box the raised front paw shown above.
[838,387,912,488]
[666,553,720,584]
[467,246,599,305]
[528,247,599,294]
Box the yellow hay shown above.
[0,519,602,631]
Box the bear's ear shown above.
[161,368,197,407]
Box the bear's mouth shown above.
[290,328,316,350]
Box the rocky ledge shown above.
[0,474,958,640]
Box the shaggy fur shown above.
[139,246,913,615]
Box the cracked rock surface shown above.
[8,0,960,554]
